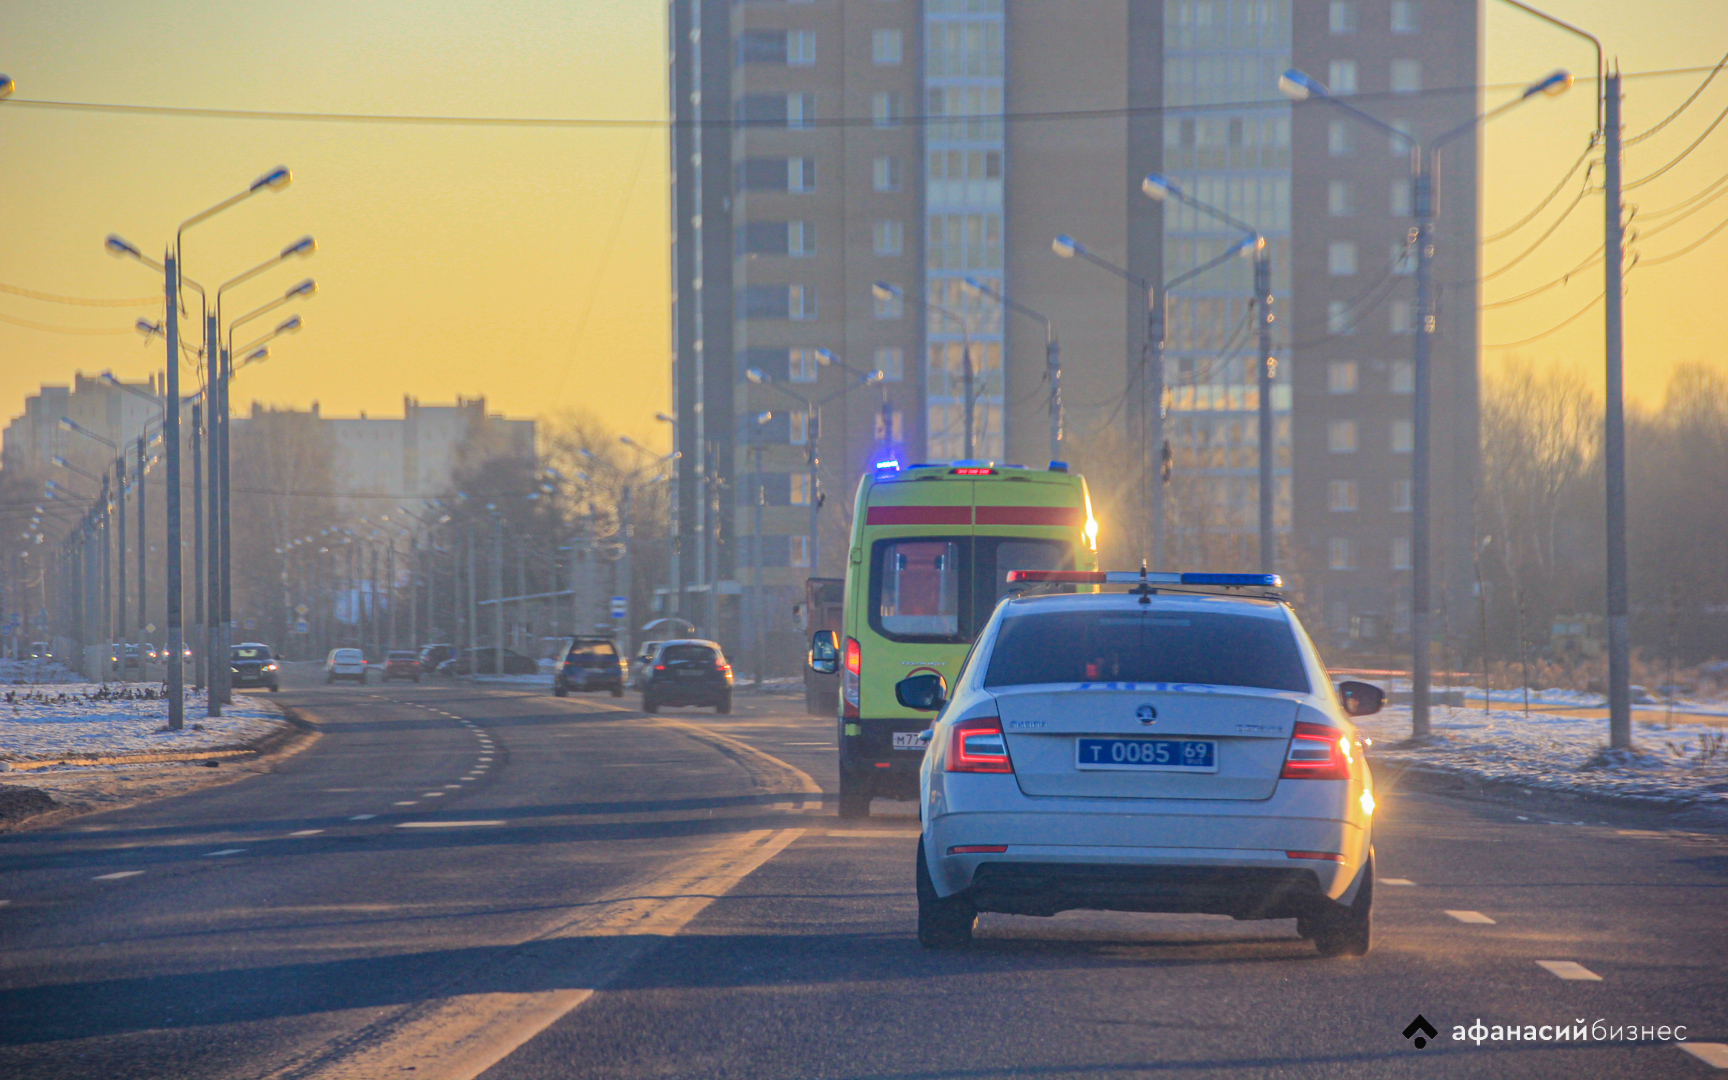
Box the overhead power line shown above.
[1640,211,1728,265]
[1624,101,1728,191]
[1624,48,1728,146]
[1480,188,1593,281]
[1483,139,1596,244]
[0,282,160,307]
[1638,164,1728,218]
[0,311,140,335]
[1484,290,1606,349]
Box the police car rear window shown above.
[983,610,1309,693]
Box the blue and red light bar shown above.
[1005,570,1282,588]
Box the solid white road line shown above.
[92,871,144,880]
[350,814,377,821]
[203,849,246,857]
[1445,910,1497,924]
[288,830,325,837]
[279,828,804,1080]
[0,899,10,907]
[395,820,506,828]
[445,784,463,788]
[393,801,419,806]
[1378,878,1416,886]
[1680,1043,1728,1069]
[1536,960,1603,981]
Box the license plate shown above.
[1075,738,1217,773]
[677,670,704,678]
[891,731,926,751]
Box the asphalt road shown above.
[1,663,1724,1079]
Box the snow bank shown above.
[0,658,83,686]
[1358,703,1728,808]
[0,684,287,763]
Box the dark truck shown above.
[798,577,844,716]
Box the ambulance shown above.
[810,461,1098,817]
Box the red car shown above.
[382,650,422,682]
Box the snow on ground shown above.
[0,684,287,763]
[0,658,83,686]
[1357,703,1728,807]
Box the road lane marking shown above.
[478,756,492,762]
[288,830,325,837]
[93,871,144,880]
[1680,1043,1728,1068]
[829,830,917,838]
[1536,960,1602,981]
[350,814,377,821]
[395,821,507,829]
[445,784,462,788]
[393,801,419,806]
[1446,910,1497,924]
[278,828,805,1080]
[0,899,9,907]
[203,849,246,857]
[422,792,445,797]
[1378,878,1416,886]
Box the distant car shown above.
[230,643,281,692]
[629,641,658,690]
[639,639,732,714]
[109,644,143,672]
[30,642,49,660]
[555,636,626,697]
[324,647,368,684]
[382,650,421,682]
[437,647,537,676]
[418,643,455,675]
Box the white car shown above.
[324,647,368,685]
[899,570,1383,957]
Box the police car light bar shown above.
[1005,570,1282,588]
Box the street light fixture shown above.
[874,281,981,461]
[1280,65,1568,739]
[961,277,1063,465]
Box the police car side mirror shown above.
[895,672,948,712]
[1337,680,1384,717]
[809,630,839,675]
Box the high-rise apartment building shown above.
[668,0,1480,663]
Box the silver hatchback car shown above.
[897,571,1384,957]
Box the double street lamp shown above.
[1279,66,1570,738]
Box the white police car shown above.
[896,570,1384,957]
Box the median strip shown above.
[1535,960,1602,981]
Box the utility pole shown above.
[1047,333,1062,463]
[1603,69,1631,749]
[467,522,477,658]
[136,435,147,662]
[752,441,764,688]
[1255,240,1276,575]
[961,342,975,461]
[191,403,204,690]
[115,456,127,679]
[206,314,223,715]
[619,484,634,656]
[491,514,504,672]
[1146,284,1165,569]
[1410,153,1435,739]
[217,343,233,705]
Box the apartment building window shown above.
[1328,241,1358,276]
[874,285,904,320]
[736,30,785,65]
[1391,360,1415,393]
[873,92,901,128]
[1391,419,1414,453]
[1328,420,1358,453]
[1328,180,1354,217]
[789,411,809,445]
[788,30,816,66]
[790,284,817,320]
[788,157,815,192]
[790,473,813,505]
[1390,120,1413,154]
[789,93,814,128]
[1391,1,1419,33]
[1328,60,1358,95]
[1390,300,1413,335]
[1328,120,1354,157]
[1391,179,1412,217]
[1391,242,1416,275]
[1391,60,1422,94]
[790,535,811,568]
[873,155,902,192]
[735,93,814,129]
[1328,479,1359,512]
[1328,361,1358,394]
[872,29,902,65]
[1328,301,1353,335]
[1329,1,1356,33]
[739,284,789,319]
[1329,537,1356,571]
[875,345,904,382]
[1391,536,1412,570]
[873,219,904,256]
[789,220,816,256]
[1392,478,1412,512]
[789,347,820,383]
[736,157,815,192]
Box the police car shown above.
[895,569,1384,957]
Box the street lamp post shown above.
[1050,236,1163,567]
[1280,66,1570,739]
[1140,175,1277,574]
[59,419,123,676]
[960,278,1062,465]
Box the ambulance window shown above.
[878,540,962,637]
[988,539,1067,607]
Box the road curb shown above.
[1371,755,1728,829]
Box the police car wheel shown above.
[916,838,975,948]
[1313,854,1373,958]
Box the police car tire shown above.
[916,838,975,948]
[1313,854,1373,958]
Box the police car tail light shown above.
[947,716,1013,774]
[1280,720,1352,780]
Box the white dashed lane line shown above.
[93,871,144,881]
[350,814,377,821]
[444,784,462,789]
[393,801,419,807]
[203,849,246,858]
[1536,960,1603,981]
[395,820,505,829]
[1378,878,1416,886]
[1445,910,1497,924]
[1681,1043,1728,1069]
[287,829,324,837]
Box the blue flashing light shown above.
[874,458,901,472]
[1179,572,1282,588]
[1048,460,1069,472]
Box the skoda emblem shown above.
[1135,704,1158,725]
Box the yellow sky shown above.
[1,0,1724,452]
